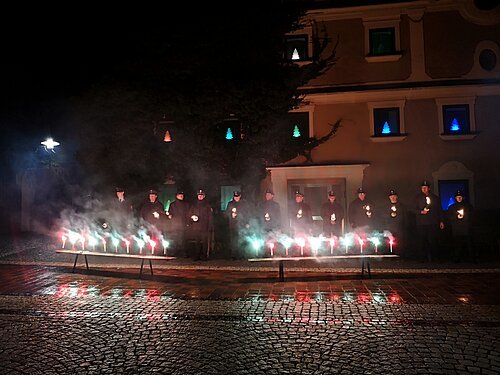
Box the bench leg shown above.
[139,259,145,278]
[367,260,371,279]
[279,260,285,282]
[72,254,79,273]
[84,255,89,270]
[149,260,154,275]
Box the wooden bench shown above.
[248,254,399,282]
[56,249,176,277]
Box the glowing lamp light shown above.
[381,121,391,134]
[291,48,300,60]
[41,137,60,150]
[425,197,431,206]
[163,130,172,142]
[264,213,270,221]
[457,209,464,219]
[153,211,160,219]
[225,127,234,140]
[450,118,460,132]
[292,125,301,138]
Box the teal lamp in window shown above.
[225,127,234,140]
[292,125,301,138]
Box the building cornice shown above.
[301,79,500,104]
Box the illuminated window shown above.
[436,98,477,140]
[438,180,469,210]
[285,35,309,61]
[369,28,396,56]
[373,108,400,136]
[363,17,401,63]
[288,112,310,139]
[368,100,406,142]
[442,105,470,135]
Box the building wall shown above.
[279,1,500,211]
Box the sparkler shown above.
[329,237,335,254]
[68,232,79,249]
[281,237,293,257]
[80,236,85,251]
[309,236,321,257]
[162,240,169,255]
[370,237,380,253]
[342,236,351,254]
[102,238,107,252]
[89,237,97,252]
[112,238,119,252]
[389,238,394,253]
[149,240,156,255]
[124,239,130,254]
[296,238,305,256]
[61,235,66,249]
[268,242,275,257]
[358,238,364,254]
[251,239,262,257]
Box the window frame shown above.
[368,100,407,142]
[284,25,313,65]
[435,97,477,140]
[363,17,402,63]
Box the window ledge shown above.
[365,54,402,63]
[291,60,313,67]
[439,133,478,141]
[370,134,407,142]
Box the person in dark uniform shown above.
[166,188,189,257]
[411,180,445,262]
[288,191,313,237]
[139,189,166,233]
[382,189,407,255]
[225,191,251,259]
[348,188,374,230]
[111,187,133,233]
[446,190,475,262]
[321,190,344,238]
[187,189,213,260]
[258,188,281,234]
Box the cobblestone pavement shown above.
[0,265,499,374]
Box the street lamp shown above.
[41,137,60,151]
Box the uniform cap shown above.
[328,190,336,197]
[265,188,274,194]
[148,189,158,195]
[115,187,124,192]
[176,189,184,195]
[197,189,205,195]
[455,190,463,197]
[233,191,241,197]
[357,187,365,194]
[421,180,431,187]
[295,191,304,197]
[388,189,398,196]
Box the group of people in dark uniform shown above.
[109,179,475,262]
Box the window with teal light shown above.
[373,107,400,136]
[289,112,309,139]
[442,105,470,135]
[285,35,308,61]
[369,27,396,56]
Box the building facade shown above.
[262,0,500,234]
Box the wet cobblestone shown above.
[0,295,499,374]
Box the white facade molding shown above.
[464,40,500,79]
[305,84,500,105]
